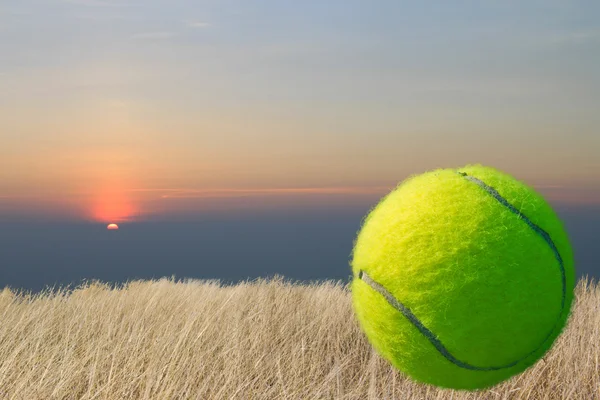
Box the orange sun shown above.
[107,223,119,230]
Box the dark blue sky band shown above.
[358,171,567,371]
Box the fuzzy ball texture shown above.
[351,165,575,390]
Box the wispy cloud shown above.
[533,184,565,189]
[0,194,46,199]
[62,0,124,7]
[72,13,133,21]
[550,30,600,45]
[536,185,600,206]
[187,21,211,29]
[126,185,600,206]
[130,187,391,199]
[131,31,177,40]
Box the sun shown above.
[107,223,119,230]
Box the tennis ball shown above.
[351,164,575,390]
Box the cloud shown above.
[533,184,564,189]
[62,0,124,7]
[131,31,177,40]
[73,13,132,21]
[550,30,600,45]
[130,187,391,199]
[536,185,600,206]
[126,185,600,206]
[187,21,211,28]
[0,194,43,199]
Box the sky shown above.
[1,1,599,290]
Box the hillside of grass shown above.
[0,276,598,399]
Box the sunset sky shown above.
[1,0,599,223]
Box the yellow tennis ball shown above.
[351,164,575,390]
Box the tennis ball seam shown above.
[359,270,518,371]
[459,171,566,312]
[358,171,567,371]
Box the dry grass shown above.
[0,276,598,400]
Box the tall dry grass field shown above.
[0,276,598,399]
